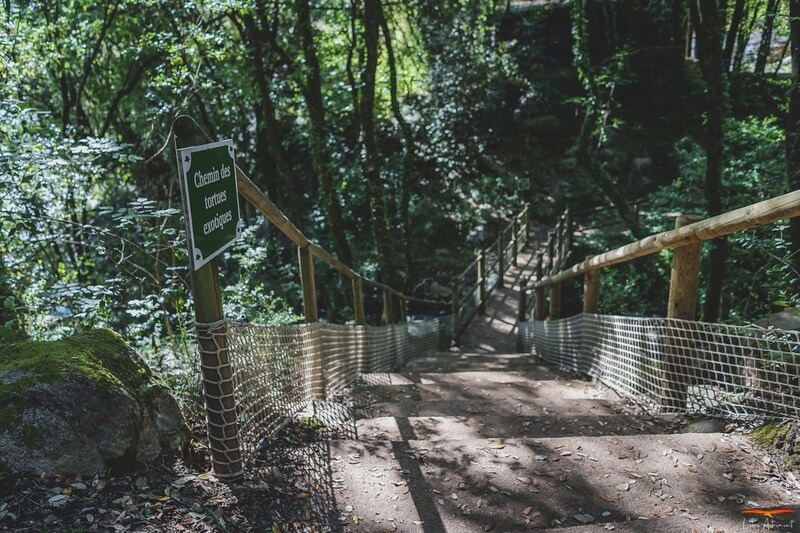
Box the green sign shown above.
[177,140,242,270]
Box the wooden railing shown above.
[453,205,530,336]
[173,116,532,476]
[522,189,800,410]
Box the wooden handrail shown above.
[534,189,800,289]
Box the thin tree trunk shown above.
[296,0,354,267]
[723,0,745,72]
[755,0,779,76]
[690,0,727,322]
[237,14,304,228]
[379,7,415,287]
[361,0,400,292]
[787,0,800,275]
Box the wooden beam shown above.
[535,189,800,288]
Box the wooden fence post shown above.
[477,250,487,314]
[534,252,547,321]
[549,282,562,320]
[512,218,519,267]
[298,245,319,323]
[399,297,407,323]
[452,278,461,339]
[174,117,242,479]
[382,289,395,325]
[518,277,528,322]
[298,244,325,399]
[663,214,703,411]
[583,259,601,314]
[352,277,366,326]
[497,230,505,288]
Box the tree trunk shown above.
[379,6,415,288]
[722,0,745,71]
[296,0,354,267]
[754,0,779,76]
[238,14,304,228]
[788,0,800,275]
[690,0,727,322]
[361,0,400,290]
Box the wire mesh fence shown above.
[519,314,800,419]
[198,316,452,465]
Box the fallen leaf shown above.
[523,506,533,516]
[490,444,505,450]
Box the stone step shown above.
[356,413,676,441]
[331,433,794,533]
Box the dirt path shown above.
[332,244,800,532]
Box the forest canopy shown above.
[2,0,800,367]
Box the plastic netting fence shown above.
[197,316,452,464]
[519,314,800,419]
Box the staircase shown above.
[330,255,800,532]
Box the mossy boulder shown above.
[0,329,188,475]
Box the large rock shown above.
[757,308,800,331]
[0,329,188,475]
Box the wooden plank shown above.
[535,189,800,288]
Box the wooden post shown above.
[546,231,555,274]
[399,297,407,323]
[549,282,561,320]
[512,219,519,267]
[174,117,242,479]
[497,230,505,288]
[583,256,601,314]
[534,252,547,321]
[452,278,461,339]
[518,277,528,322]
[298,245,319,322]
[477,251,487,314]
[298,245,324,399]
[352,277,366,326]
[663,215,703,411]
[382,289,395,325]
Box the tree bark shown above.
[755,0,779,76]
[787,0,800,275]
[361,0,400,289]
[722,0,745,71]
[296,0,354,267]
[690,0,727,322]
[236,14,304,229]
[379,6,415,287]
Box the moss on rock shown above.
[0,329,188,475]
